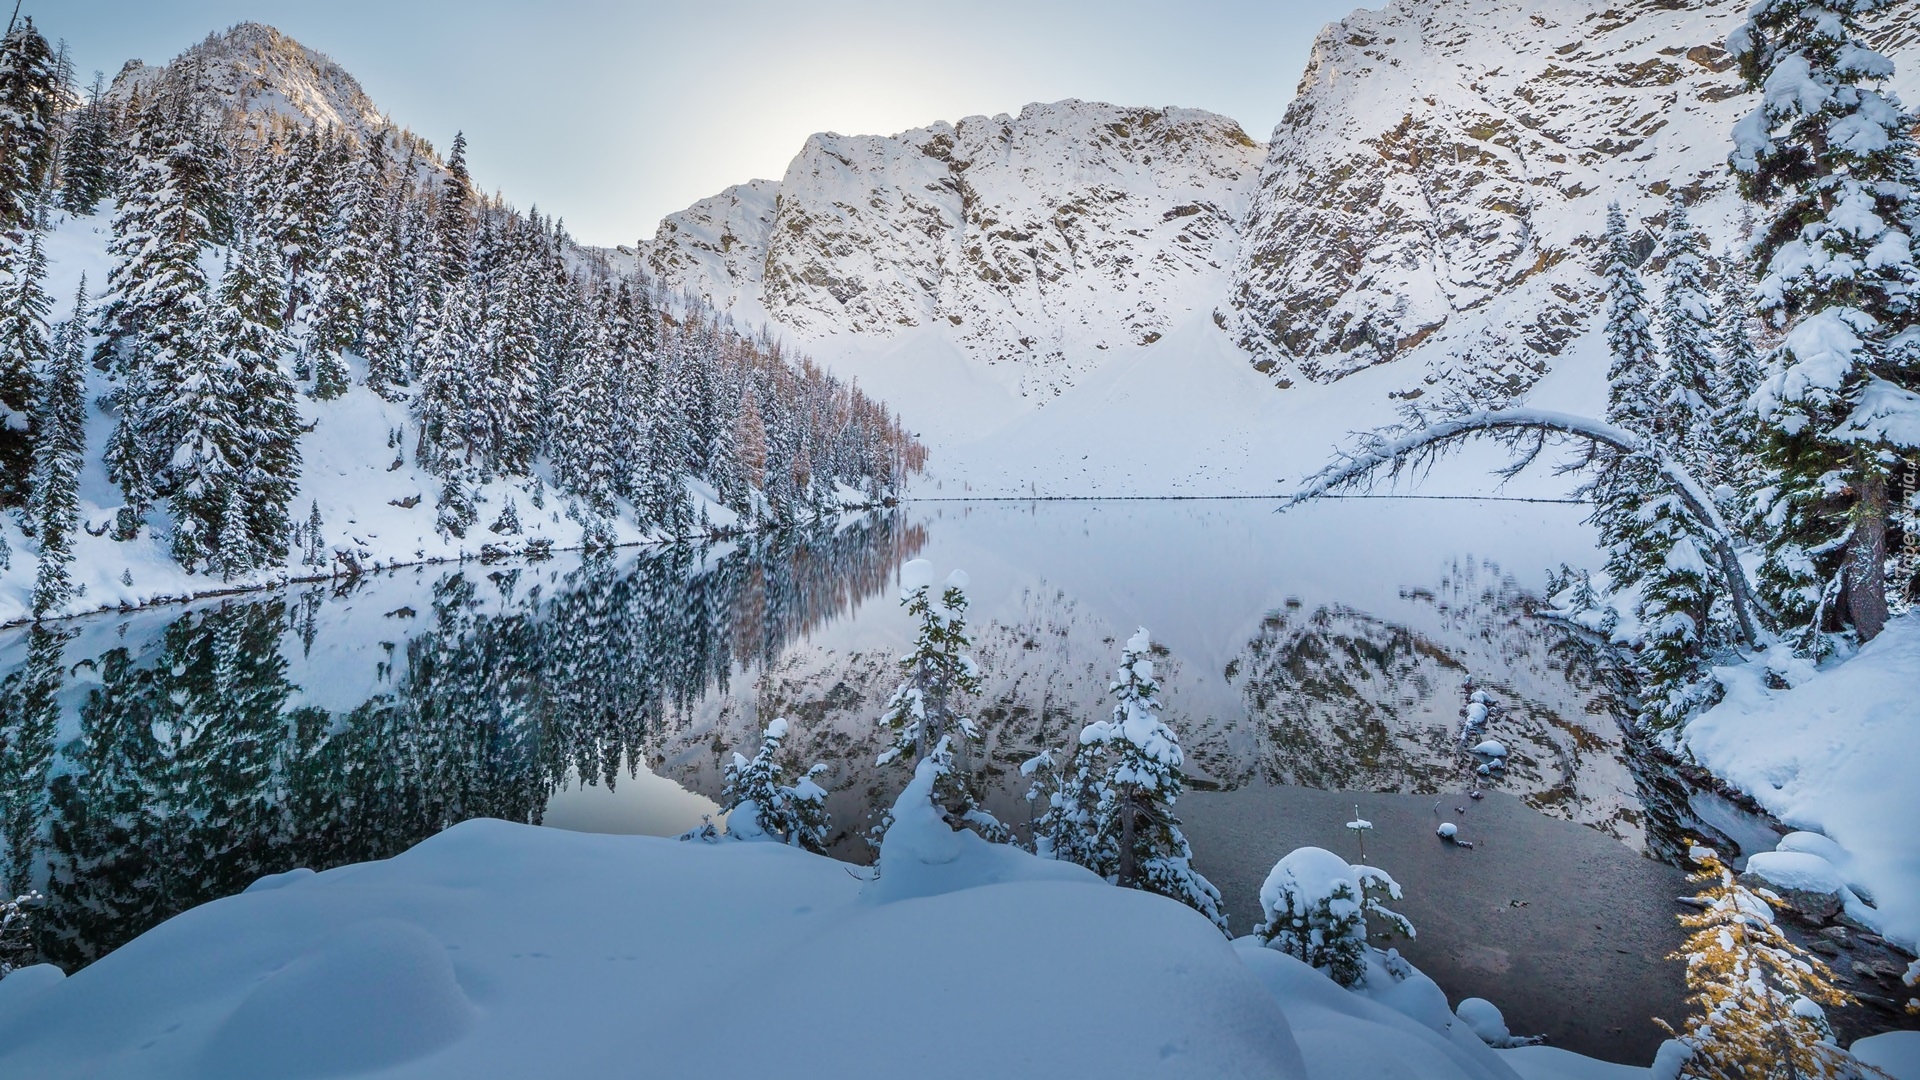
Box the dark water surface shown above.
[0,499,1749,1063]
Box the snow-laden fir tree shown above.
[99,90,218,530]
[57,74,116,216]
[0,228,50,504]
[29,280,90,617]
[1712,260,1764,486]
[1021,745,1101,868]
[305,132,386,401]
[0,17,60,252]
[1728,0,1920,647]
[1253,845,1415,989]
[1075,628,1226,931]
[718,718,831,852]
[1653,193,1718,479]
[877,560,982,769]
[1656,846,1857,1080]
[1604,202,1661,435]
[1593,204,1670,593]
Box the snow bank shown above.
[1852,1032,1920,1080]
[1686,614,1920,948]
[0,805,1625,1078]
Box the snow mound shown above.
[1473,740,1508,758]
[1742,851,1849,898]
[199,918,476,1080]
[1457,997,1512,1044]
[1233,943,1521,1080]
[1852,1032,1920,1080]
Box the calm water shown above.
[0,499,1755,1062]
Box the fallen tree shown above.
[1281,407,1768,648]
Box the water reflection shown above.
[0,515,924,969]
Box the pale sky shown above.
[52,1,1368,247]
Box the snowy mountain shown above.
[109,23,393,145]
[640,101,1265,401]
[1225,0,1920,394]
[637,0,1920,495]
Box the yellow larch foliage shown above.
[1655,845,1881,1080]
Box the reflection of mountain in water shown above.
[0,516,922,970]
[651,558,1646,860]
[1228,558,1644,846]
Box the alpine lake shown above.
[0,496,1857,1063]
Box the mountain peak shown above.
[110,21,389,142]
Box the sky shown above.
[49,0,1369,247]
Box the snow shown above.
[0,812,1630,1079]
[1853,1032,1920,1080]
[898,557,936,594]
[1473,741,1508,758]
[1687,614,1920,948]
[1742,850,1855,906]
[1438,823,1459,839]
[1500,1045,1650,1080]
[1831,376,1920,448]
[1457,997,1512,1044]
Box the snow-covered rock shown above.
[1740,850,1852,922]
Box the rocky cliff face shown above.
[1224,0,1919,395]
[643,101,1264,399]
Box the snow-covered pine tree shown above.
[0,17,60,252]
[264,125,333,341]
[305,130,385,400]
[162,286,242,573]
[1656,846,1856,1080]
[223,238,301,574]
[1604,203,1660,436]
[1727,0,1920,647]
[29,279,89,617]
[1712,261,1764,484]
[1074,628,1226,930]
[877,560,983,769]
[1020,746,1100,865]
[361,173,414,399]
[549,282,619,520]
[1253,845,1415,989]
[57,74,116,216]
[1592,203,1670,598]
[99,89,217,530]
[1654,193,1718,480]
[0,228,50,505]
[719,717,831,852]
[431,131,472,299]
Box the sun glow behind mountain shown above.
[55,0,1365,246]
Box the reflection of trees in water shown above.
[0,514,922,970]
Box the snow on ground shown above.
[0,812,1602,1080]
[1684,614,1920,950]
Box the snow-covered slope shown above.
[642,100,1264,402]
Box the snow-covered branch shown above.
[1283,408,1766,646]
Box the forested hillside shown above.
[0,21,922,624]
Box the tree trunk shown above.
[1117,791,1137,888]
[1847,457,1890,643]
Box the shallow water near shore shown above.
[1,497,1756,1063]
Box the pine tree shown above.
[225,240,301,573]
[1728,0,1920,647]
[1021,746,1100,866]
[0,17,60,252]
[1654,193,1717,478]
[30,280,89,617]
[98,90,216,527]
[1713,262,1764,483]
[1593,202,1669,596]
[1657,846,1857,1080]
[719,718,831,852]
[304,131,385,401]
[0,228,50,505]
[1074,629,1226,931]
[1253,845,1415,988]
[57,74,115,216]
[876,561,982,769]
